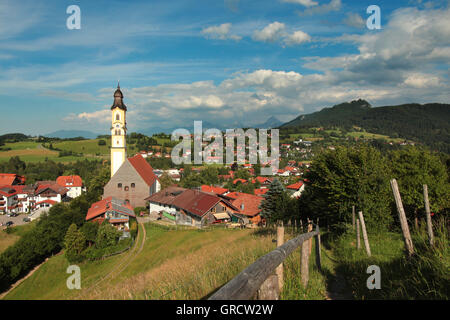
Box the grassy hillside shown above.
[281,100,450,152]
[3,223,275,300]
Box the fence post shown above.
[256,274,279,300]
[390,179,414,257]
[352,205,356,231]
[301,236,310,288]
[358,211,371,257]
[356,218,361,250]
[307,218,313,255]
[423,184,434,247]
[315,223,322,271]
[276,224,284,292]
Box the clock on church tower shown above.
[110,83,127,177]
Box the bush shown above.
[95,223,121,249]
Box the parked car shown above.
[5,221,14,227]
[10,213,18,217]
[23,217,31,222]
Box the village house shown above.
[146,186,238,227]
[0,181,68,214]
[86,196,136,233]
[286,181,305,198]
[0,173,26,185]
[56,175,84,198]
[201,185,229,196]
[221,192,264,225]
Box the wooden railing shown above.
[209,222,321,300]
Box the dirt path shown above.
[323,250,353,300]
[75,222,146,299]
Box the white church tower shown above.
[110,83,127,177]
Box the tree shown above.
[64,224,86,263]
[260,178,293,223]
[390,146,449,227]
[95,223,121,249]
[80,222,99,247]
[300,145,392,231]
[159,172,176,189]
[98,139,106,146]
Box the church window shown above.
[131,183,135,188]
[118,183,122,188]
[116,113,120,121]
[124,186,129,191]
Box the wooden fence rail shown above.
[208,229,320,300]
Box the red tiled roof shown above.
[201,185,229,195]
[0,186,18,197]
[252,176,272,184]
[254,188,268,196]
[36,200,57,205]
[56,175,83,188]
[286,181,304,190]
[86,196,135,221]
[0,174,25,185]
[233,178,247,185]
[128,154,159,187]
[147,187,237,218]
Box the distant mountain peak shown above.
[332,99,371,110]
[254,116,283,129]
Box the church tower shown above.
[110,83,127,177]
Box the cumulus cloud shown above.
[253,22,311,46]
[284,30,311,45]
[342,13,365,28]
[252,22,287,42]
[53,6,449,131]
[298,0,341,16]
[202,23,242,41]
[64,109,110,123]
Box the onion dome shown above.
[111,82,127,111]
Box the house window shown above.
[131,183,135,188]
[124,186,129,191]
[118,183,122,188]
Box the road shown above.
[0,214,30,228]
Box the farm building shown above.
[146,186,238,227]
[86,196,136,233]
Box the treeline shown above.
[298,144,449,232]
[0,156,106,185]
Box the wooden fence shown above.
[209,223,321,300]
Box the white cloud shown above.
[281,0,318,7]
[253,22,311,46]
[202,23,242,41]
[252,22,287,42]
[342,13,365,28]
[298,0,341,16]
[284,30,311,45]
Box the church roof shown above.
[111,83,127,111]
[128,154,159,187]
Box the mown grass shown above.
[332,218,449,299]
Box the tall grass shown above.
[333,218,449,299]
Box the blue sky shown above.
[0,0,449,135]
